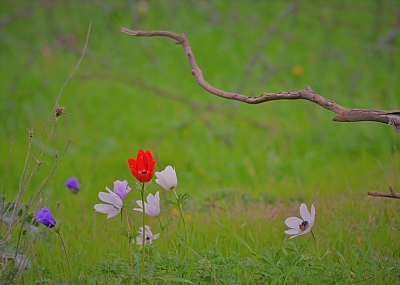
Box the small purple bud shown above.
[65,177,80,192]
[113,180,131,200]
[36,207,56,228]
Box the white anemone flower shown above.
[284,203,315,239]
[94,188,123,219]
[155,166,177,191]
[134,191,160,217]
[136,225,160,246]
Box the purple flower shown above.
[113,180,131,200]
[36,207,56,228]
[65,177,80,192]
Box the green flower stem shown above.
[140,183,146,279]
[310,230,320,260]
[157,215,169,252]
[55,230,71,284]
[120,211,124,252]
[173,189,188,243]
[172,188,179,200]
[122,208,133,273]
[178,202,188,243]
[310,230,316,245]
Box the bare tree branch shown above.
[368,186,400,199]
[121,28,400,132]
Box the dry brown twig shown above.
[368,186,400,199]
[121,28,400,133]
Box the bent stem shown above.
[56,230,71,284]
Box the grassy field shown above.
[1,1,399,284]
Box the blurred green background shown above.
[1,0,399,207]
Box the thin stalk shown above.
[173,189,188,243]
[177,202,188,243]
[120,210,124,254]
[122,208,133,273]
[157,215,169,252]
[310,230,320,261]
[56,230,71,285]
[310,230,316,246]
[1,135,13,223]
[140,183,146,280]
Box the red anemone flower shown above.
[128,150,156,183]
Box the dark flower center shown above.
[139,170,148,174]
[299,220,309,231]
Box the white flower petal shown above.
[99,190,122,208]
[94,204,116,214]
[310,204,316,226]
[146,193,155,205]
[144,225,152,236]
[285,217,302,229]
[94,203,120,218]
[155,166,177,190]
[284,228,300,235]
[284,203,316,238]
[155,176,167,190]
[135,193,160,217]
[133,208,144,213]
[135,225,159,246]
[300,203,311,222]
[94,186,123,219]
[98,192,113,204]
[164,166,177,187]
[113,196,123,209]
[146,206,160,217]
[107,208,121,219]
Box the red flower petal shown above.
[128,149,156,183]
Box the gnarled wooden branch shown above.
[368,186,400,199]
[121,28,400,132]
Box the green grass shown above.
[1,1,399,284]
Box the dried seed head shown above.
[55,105,67,118]
[26,128,34,137]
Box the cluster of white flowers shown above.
[94,165,316,243]
[94,166,178,244]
